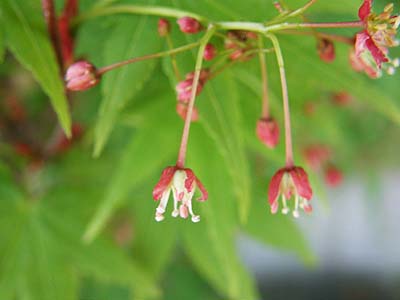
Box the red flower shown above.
[317,38,336,63]
[153,166,208,222]
[158,18,170,37]
[256,118,280,149]
[203,43,217,61]
[176,102,199,122]
[324,165,343,187]
[351,1,400,78]
[65,61,99,91]
[302,145,331,171]
[175,70,209,103]
[268,166,313,218]
[177,17,202,34]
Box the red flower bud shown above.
[332,91,352,106]
[317,38,336,63]
[256,118,280,149]
[65,61,100,91]
[324,165,343,187]
[158,18,170,37]
[176,102,199,122]
[203,43,217,61]
[177,17,202,34]
[303,145,331,171]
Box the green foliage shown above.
[0,0,71,135]
[1,0,400,299]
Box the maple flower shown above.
[158,18,170,36]
[351,0,400,78]
[302,145,331,171]
[175,70,209,103]
[268,166,313,218]
[65,61,99,91]
[256,118,280,149]
[153,166,208,222]
[203,43,217,61]
[317,38,336,63]
[176,102,199,122]
[324,165,343,187]
[177,17,202,34]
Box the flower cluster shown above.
[351,0,400,78]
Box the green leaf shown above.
[0,16,5,63]
[85,92,180,242]
[182,126,259,300]
[94,15,162,156]
[199,72,253,224]
[0,0,71,136]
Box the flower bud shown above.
[203,43,217,61]
[317,38,336,63]
[158,18,170,37]
[332,91,352,106]
[256,118,280,149]
[324,165,343,187]
[177,17,202,34]
[65,61,100,91]
[176,102,199,122]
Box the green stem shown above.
[265,33,294,167]
[97,41,199,75]
[74,4,364,33]
[176,25,217,168]
[257,35,269,119]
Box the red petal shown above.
[289,167,313,200]
[358,0,372,21]
[152,166,177,200]
[355,31,370,57]
[195,176,208,201]
[268,168,285,205]
[365,38,389,67]
[256,118,280,148]
[184,168,196,193]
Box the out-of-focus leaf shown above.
[0,0,71,136]
[85,90,180,242]
[0,16,5,63]
[182,126,259,300]
[200,72,253,224]
[94,15,162,156]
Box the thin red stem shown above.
[258,35,269,119]
[278,29,355,44]
[266,34,294,167]
[176,25,216,168]
[297,21,364,29]
[41,0,63,68]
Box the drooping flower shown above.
[317,38,336,63]
[302,145,331,171]
[175,70,209,103]
[158,18,170,36]
[153,166,208,222]
[176,102,199,122]
[203,43,217,61]
[351,0,400,77]
[65,61,99,91]
[177,17,202,34]
[256,118,280,149]
[268,166,313,218]
[324,165,343,187]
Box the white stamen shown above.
[281,195,289,214]
[171,209,179,217]
[155,213,164,222]
[387,66,396,75]
[392,58,400,67]
[292,210,300,218]
[293,195,300,218]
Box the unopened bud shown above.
[203,43,217,61]
[177,17,202,34]
[332,91,352,106]
[317,38,336,63]
[65,61,99,91]
[158,18,170,37]
[256,118,280,148]
[324,165,343,187]
[176,102,199,122]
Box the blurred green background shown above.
[0,0,400,299]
